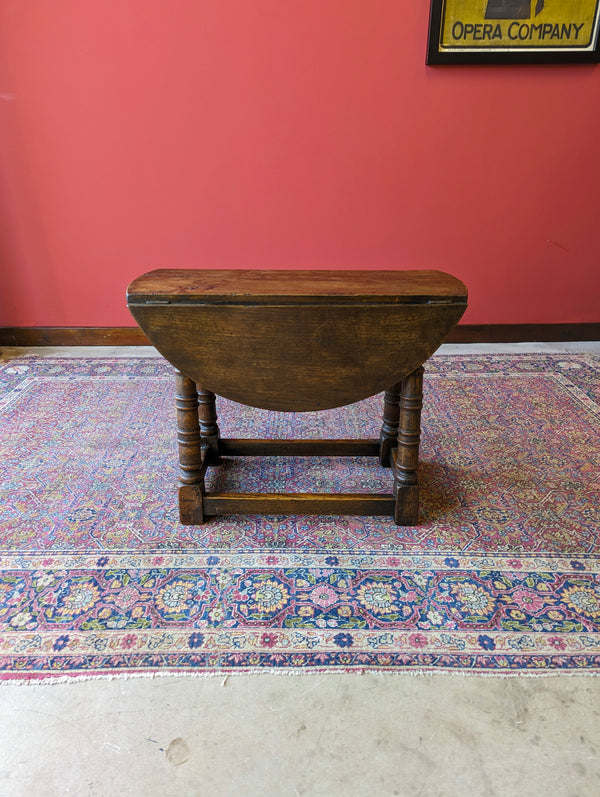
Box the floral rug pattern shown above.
[0,353,599,678]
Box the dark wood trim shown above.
[446,324,600,343]
[0,323,599,347]
[0,327,149,346]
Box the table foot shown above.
[394,483,420,525]
[179,484,205,524]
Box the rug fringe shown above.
[3,667,600,686]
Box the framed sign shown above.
[427,0,600,63]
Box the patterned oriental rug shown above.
[0,353,599,681]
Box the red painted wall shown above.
[1,1,599,327]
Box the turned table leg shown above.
[175,370,205,524]
[379,380,402,467]
[393,366,424,525]
[197,386,220,463]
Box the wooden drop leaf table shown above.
[127,269,467,525]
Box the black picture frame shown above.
[427,0,600,64]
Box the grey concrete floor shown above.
[2,673,600,797]
[1,343,600,797]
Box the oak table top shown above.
[127,269,467,412]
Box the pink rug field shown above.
[0,352,599,679]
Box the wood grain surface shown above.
[127,269,468,304]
